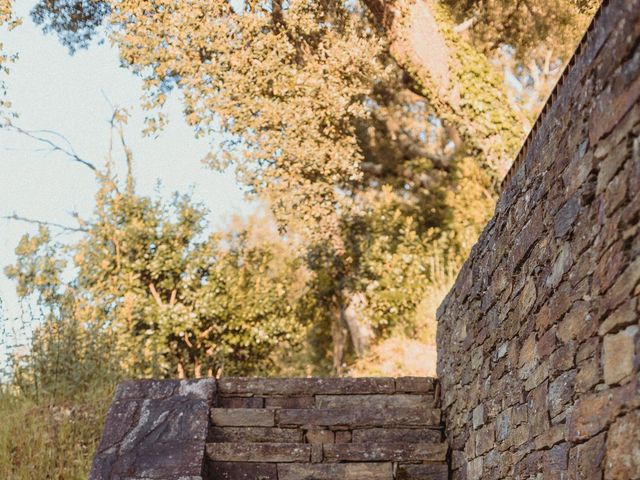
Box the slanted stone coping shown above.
[89,377,447,480]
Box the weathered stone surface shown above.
[278,407,441,427]
[217,377,394,395]
[351,427,441,443]
[305,428,334,444]
[568,432,606,479]
[323,442,447,462]
[93,376,447,478]
[206,442,311,462]
[395,376,436,393]
[436,1,640,478]
[211,408,275,427]
[90,379,215,480]
[265,396,315,409]
[334,430,352,443]
[472,404,484,429]
[216,396,264,408]
[209,461,277,480]
[605,410,640,479]
[603,325,638,385]
[316,393,434,409]
[208,426,303,443]
[549,369,576,418]
[277,462,393,480]
[396,463,448,480]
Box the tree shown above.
[0,0,19,121]
[6,116,307,380]
[24,0,599,369]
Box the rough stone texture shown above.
[91,377,446,479]
[437,1,640,478]
[89,379,216,480]
[206,377,446,479]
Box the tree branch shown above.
[2,213,88,232]
[4,123,98,171]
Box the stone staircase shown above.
[205,377,448,479]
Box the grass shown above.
[0,385,114,480]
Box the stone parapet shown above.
[90,377,446,479]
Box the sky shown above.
[0,2,253,340]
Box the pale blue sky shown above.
[0,2,252,333]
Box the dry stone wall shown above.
[207,377,446,479]
[436,1,640,478]
[90,377,448,479]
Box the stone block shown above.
[335,430,352,443]
[217,377,395,395]
[208,426,303,443]
[211,408,275,427]
[206,442,311,462]
[567,380,639,441]
[599,299,637,335]
[395,376,436,393]
[265,396,315,409]
[605,410,640,479]
[305,428,334,444]
[396,463,448,480]
[351,427,441,443]
[467,456,483,480]
[554,196,581,237]
[315,394,433,409]
[90,379,215,480]
[549,369,576,418]
[603,325,638,385]
[323,442,447,462]
[216,396,264,408]
[475,423,495,456]
[277,463,393,480]
[472,404,485,429]
[209,462,278,480]
[568,432,606,479]
[277,407,440,428]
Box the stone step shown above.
[324,442,448,462]
[208,425,443,443]
[209,461,398,480]
[207,442,312,463]
[214,392,437,409]
[278,463,394,480]
[206,442,447,463]
[211,407,442,428]
[208,461,449,479]
[216,376,435,396]
[277,407,442,427]
[205,377,447,479]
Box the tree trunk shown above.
[341,291,374,358]
[361,0,523,178]
[330,302,349,373]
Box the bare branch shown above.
[453,17,476,34]
[2,213,88,232]
[4,124,98,172]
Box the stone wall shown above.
[90,377,447,479]
[436,1,640,478]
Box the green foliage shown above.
[0,0,19,122]
[443,0,600,60]
[6,167,306,380]
[31,0,110,53]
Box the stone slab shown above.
[277,462,394,480]
[206,442,311,462]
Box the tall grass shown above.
[0,301,119,479]
[0,385,113,480]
